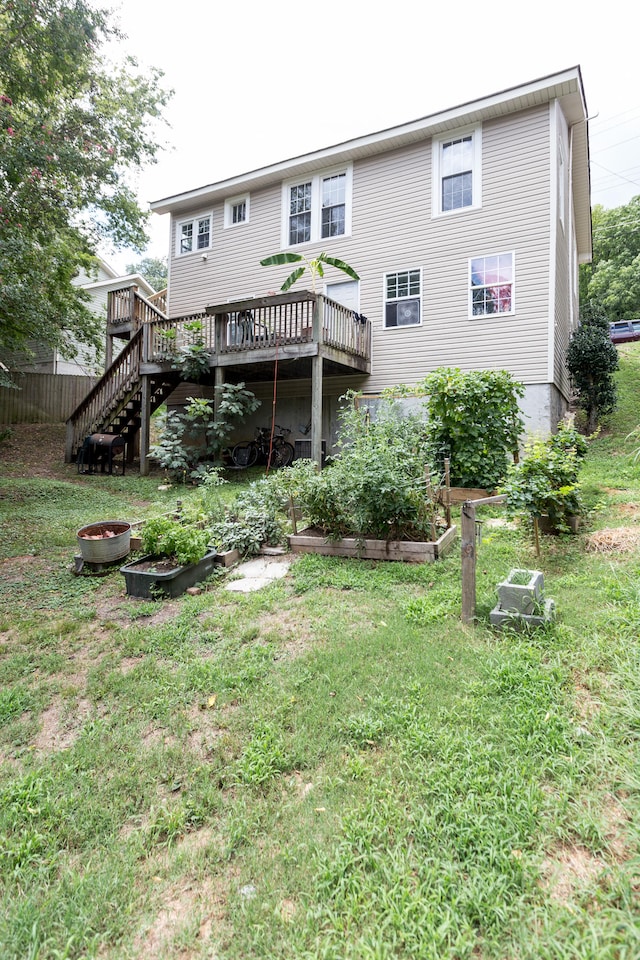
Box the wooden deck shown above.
[66,289,371,465]
[143,290,371,374]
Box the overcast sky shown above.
[103,0,640,273]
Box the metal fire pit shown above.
[77,433,126,475]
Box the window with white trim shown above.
[432,127,481,216]
[384,270,422,328]
[282,166,352,247]
[469,253,514,317]
[224,195,250,228]
[176,213,212,256]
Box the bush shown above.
[289,393,445,541]
[566,315,618,433]
[419,368,525,489]
[501,421,587,531]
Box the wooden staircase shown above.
[65,292,177,463]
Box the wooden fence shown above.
[0,373,96,424]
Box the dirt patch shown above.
[0,423,73,479]
[540,843,604,902]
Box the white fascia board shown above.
[81,273,156,296]
[151,67,587,217]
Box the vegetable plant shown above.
[140,516,209,566]
[501,421,588,533]
[287,392,444,541]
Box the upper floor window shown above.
[282,166,352,247]
[432,126,482,217]
[469,253,514,318]
[176,213,212,256]
[384,269,422,328]
[224,194,250,228]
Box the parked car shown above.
[609,320,640,344]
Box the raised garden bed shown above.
[288,525,457,563]
[120,548,239,599]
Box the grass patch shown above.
[1,357,640,958]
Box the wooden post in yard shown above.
[310,295,323,468]
[461,494,508,624]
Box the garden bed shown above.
[120,548,238,599]
[288,525,457,563]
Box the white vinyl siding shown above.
[167,105,553,392]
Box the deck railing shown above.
[146,292,371,364]
[107,286,167,329]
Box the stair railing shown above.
[65,328,144,461]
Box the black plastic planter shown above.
[120,550,221,599]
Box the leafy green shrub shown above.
[501,423,587,531]
[150,383,260,481]
[419,368,525,489]
[141,517,209,565]
[289,393,444,541]
[566,308,618,433]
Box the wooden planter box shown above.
[288,525,457,563]
[120,548,239,599]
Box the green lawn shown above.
[0,351,639,959]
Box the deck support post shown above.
[214,366,225,422]
[139,374,151,477]
[311,353,323,468]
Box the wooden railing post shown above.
[313,294,323,345]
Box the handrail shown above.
[65,328,143,459]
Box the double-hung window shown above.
[282,166,352,247]
[432,126,481,216]
[469,253,514,317]
[176,213,212,256]
[384,270,422,328]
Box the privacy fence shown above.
[0,374,96,424]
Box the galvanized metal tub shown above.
[77,520,132,564]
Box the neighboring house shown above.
[66,66,591,470]
[2,258,156,377]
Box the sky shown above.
[102,0,640,274]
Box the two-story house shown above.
[66,67,590,471]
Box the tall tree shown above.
[125,257,168,292]
[580,198,640,320]
[0,0,171,356]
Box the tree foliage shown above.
[580,198,640,321]
[125,256,168,292]
[0,0,171,355]
[566,303,618,433]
